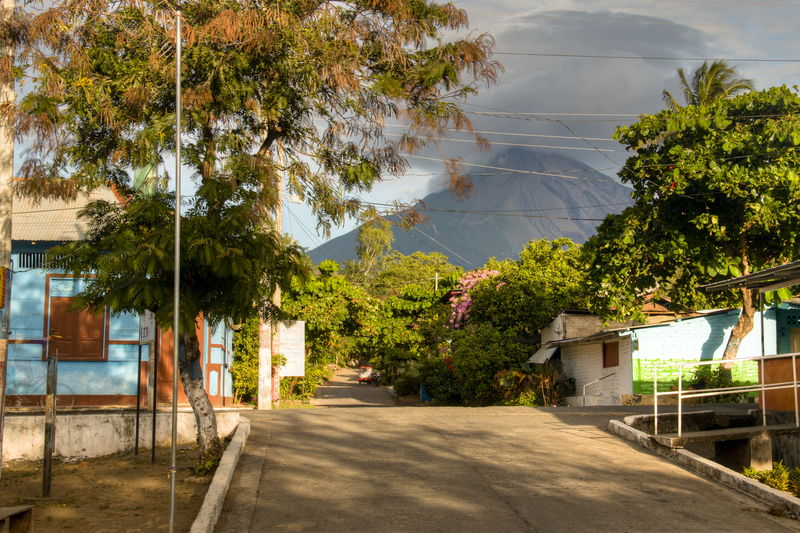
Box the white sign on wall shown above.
[279,321,305,377]
[139,310,156,344]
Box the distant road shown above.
[310,367,396,407]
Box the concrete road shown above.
[218,387,800,532]
[310,368,395,407]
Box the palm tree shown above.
[662,60,755,110]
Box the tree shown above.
[468,238,585,338]
[662,60,754,111]
[51,191,308,462]
[370,250,461,296]
[342,217,395,284]
[3,0,500,461]
[585,86,800,366]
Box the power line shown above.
[383,133,619,152]
[286,209,342,263]
[470,11,800,29]
[405,154,619,182]
[651,0,800,6]
[410,227,474,268]
[379,123,616,141]
[414,207,609,221]
[493,52,800,62]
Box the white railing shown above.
[654,352,800,436]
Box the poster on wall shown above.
[279,321,305,377]
[139,311,156,344]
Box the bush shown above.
[450,325,530,405]
[496,360,576,407]
[691,365,752,403]
[393,376,419,397]
[743,461,795,494]
[417,355,463,404]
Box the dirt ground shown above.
[0,445,211,532]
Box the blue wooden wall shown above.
[7,241,233,403]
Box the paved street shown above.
[217,372,800,533]
[309,368,395,407]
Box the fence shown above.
[654,353,800,436]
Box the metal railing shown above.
[654,352,800,436]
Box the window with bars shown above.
[17,253,65,270]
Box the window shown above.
[49,297,104,360]
[603,341,619,368]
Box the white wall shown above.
[3,409,241,462]
[561,335,632,406]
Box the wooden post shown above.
[0,0,16,483]
[135,344,142,455]
[42,353,58,498]
[151,329,159,464]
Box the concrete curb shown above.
[189,416,251,533]
[608,419,800,513]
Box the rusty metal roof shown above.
[699,259,800,293]
[12,187,121,242]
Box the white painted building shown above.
[532,309,778,406]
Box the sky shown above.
[11,0,800,252]
[280,0,800,252]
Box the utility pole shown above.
[271,145,282,408]
[258,145,284,410]
[0,0,16,481]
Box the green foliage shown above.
[743,462,792,493]
[690,365,753,403]
[194,459,219,477]
[355,218,395,278]
[496,361,576,407]
[369,251,462,297]
[50,192,307,334]
[585,87,800,323]
[450,324,531,405]
[231,318,260,405]
[469,239,585,337]
[231,316,333,403]
[6,0,501,227]
[662,60,755,111]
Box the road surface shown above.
[217,372,799,533]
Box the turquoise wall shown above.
[631,309,776,394]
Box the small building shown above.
[533,308,780,406]
[6,188,234,409]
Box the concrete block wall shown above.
[2,409,241,462]
[631,310,774,394]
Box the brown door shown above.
[49,297,104,359]
[791,329,800,353]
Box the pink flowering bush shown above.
[448,269,500,328]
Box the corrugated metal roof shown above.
[12,188,121,242]
[699,259,800,292]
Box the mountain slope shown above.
[309,148,633,268]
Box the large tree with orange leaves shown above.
[1,0,500,461]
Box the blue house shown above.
[6,188,234,408]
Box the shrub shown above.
[496,360,576,407]
[450,325,530,405]
[691,365,752,403]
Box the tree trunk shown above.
[178,330,224,464]
[720,286,756,371]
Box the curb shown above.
[608,419,800,513]
[189,416,251,533]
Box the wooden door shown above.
[791,329,800,353]
[49,297,104,359]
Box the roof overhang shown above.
[699,259,800,294]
